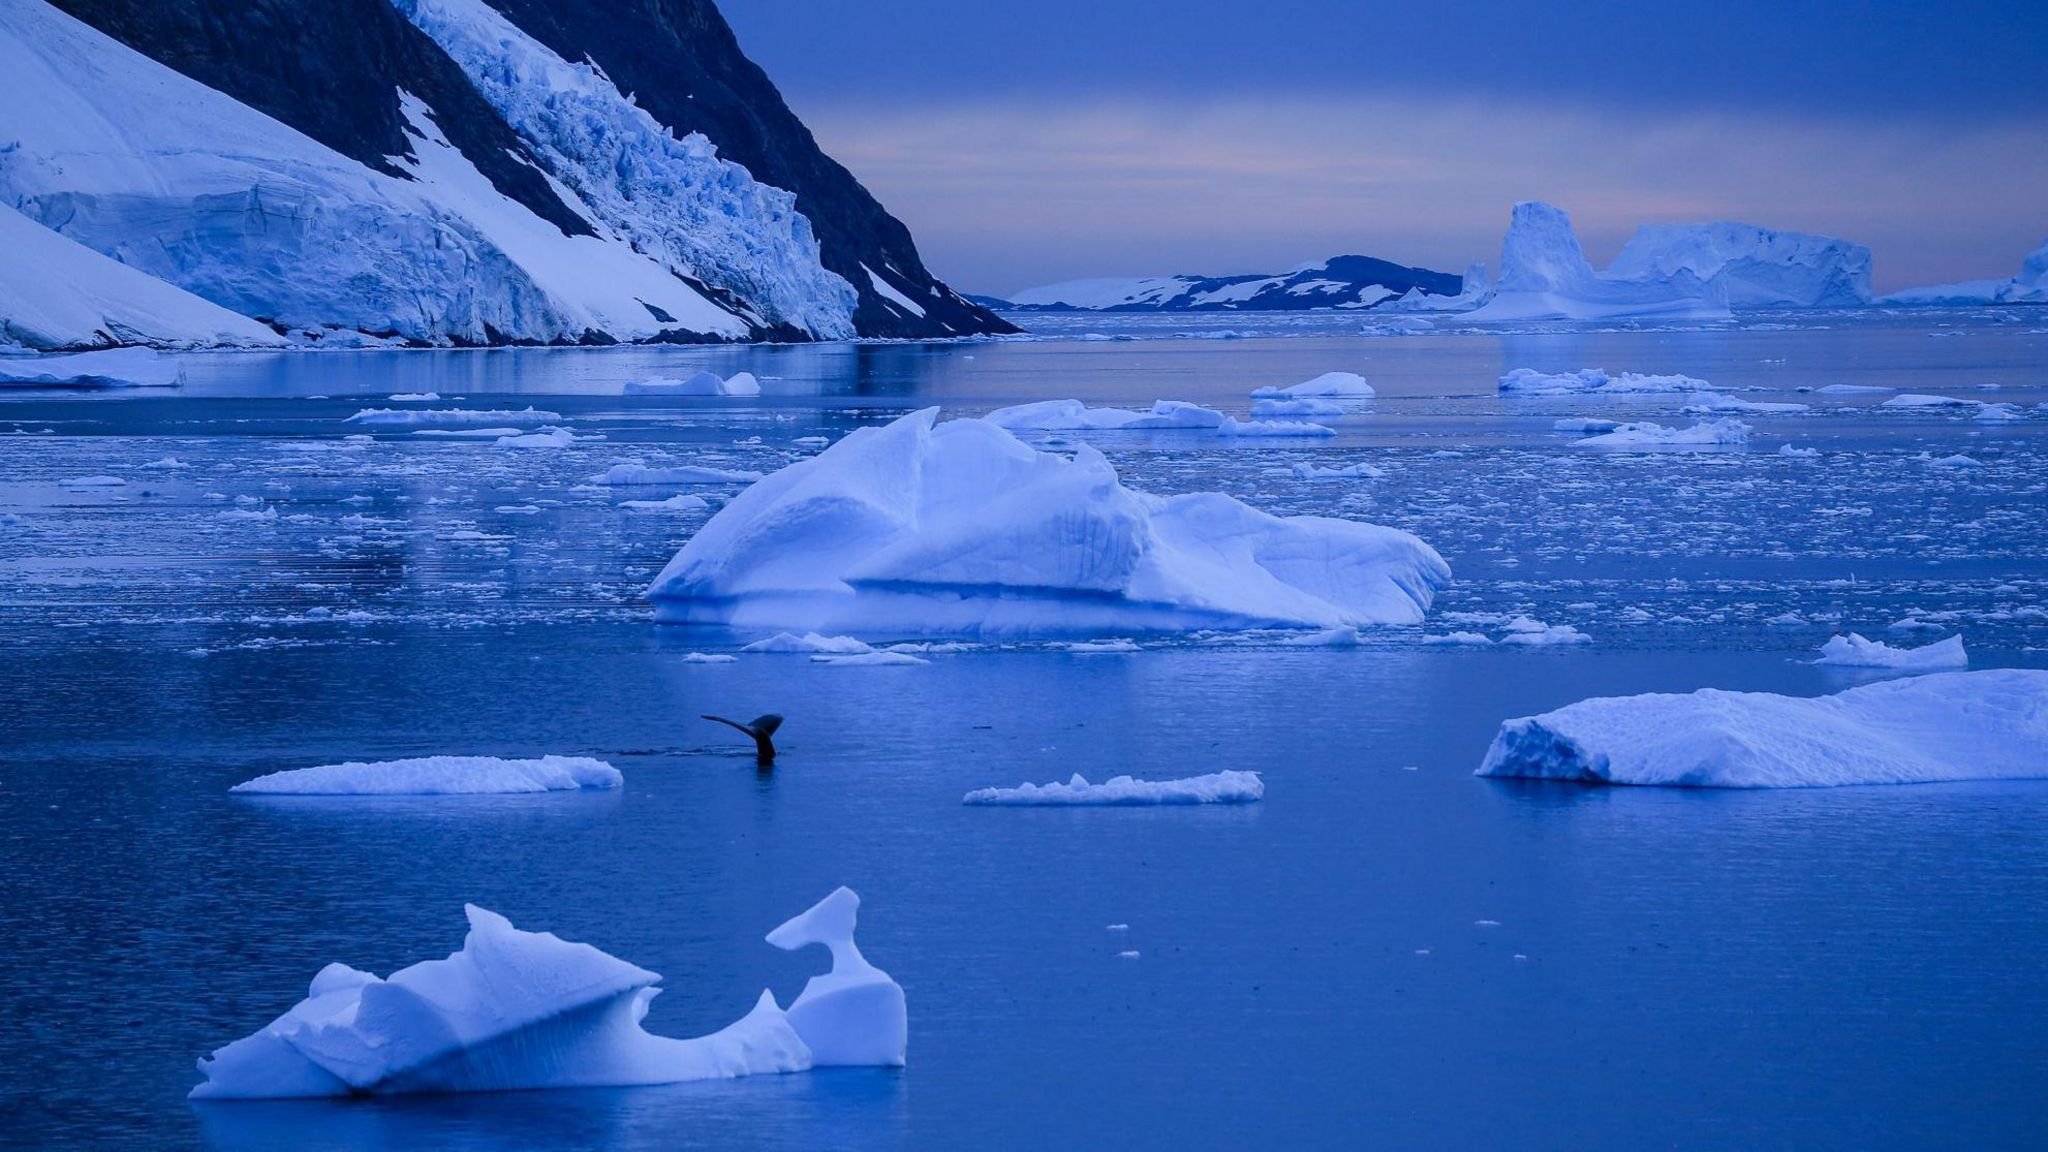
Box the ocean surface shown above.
[3,309,2045,1149]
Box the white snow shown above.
[0,347,182,388]
[189,887,902,1098]
[1605,222,1874,307]
[862,264,928,319]
[625,371,762,397]
[348,407,561,426]
[592,462,764,485]
[646,408,1449,635]
[1465,203,1730,322]
[1475,669,2048,788]
[1251,372,1375,400]
[1008,277,1193,310]
[1814,633,1967,673]
[1571,419,1751,451]
[230,755,621,795]
[1499,368,1721,396]
[963,770,1264,806]
[0,205,281,351]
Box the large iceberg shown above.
[1464,203,1729,322]
[1475,669,2048,788]
[1884,238,2048,306]
[645,409,1448,635]
[1605,223,1874,308]
[190,887,903,1098]
[0,205,281,351]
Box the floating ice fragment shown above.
[231,755,621,795]
[964,770,1264,806]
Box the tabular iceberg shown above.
[1605,223,1875,308]
[190,887,904,1098]
[645,409,1448,636]
[1464,203,1730,322]
[1475,669,2048,788]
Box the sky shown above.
[720,1,2048,297]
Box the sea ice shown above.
[1250,371,1375,399]
[963,770,1265,806]
[189,887,903,1098]
[1500,368,1720,396]
[1571,419,1751,451]
[646,409,1449,635]
[1683,394,1810,415]
[0,347,182,388]
[620,494,710,512]
[1475,669,2048,787]
[982,398,1226,431]
[495,427,577,448]
[230,755,622,795]
[1814,633,1967,673]
[348,407,561,426]
[592,462,765,485]
[624,371,762,397]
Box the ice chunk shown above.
[811,650,927,667]
[592,462,764,485]
[348,407,561,426]
[1814,633,1967,673]
[1475,669,2048,788]
[1882,394,1978,410]
[740,632,873,654]
[963,770,1265,806]
[1217,417,1336,438]
[646,409,1449,635]
[1571,419,1750,450]
[624,371,762,397]
[1251,397,1348,418]
[764,888,907,1067]
[1683,394,1810,415]
[1499,368,1720,396]
[231,756,621,795]
[0,346,182,388]
[191,888,902,1097]
[495,427,576,448]
[621,494,710,512]
[1250,371,1375,399]
[982,399,1226,431]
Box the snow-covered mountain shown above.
[1003,256,1462,312]
[0,0,1009,349]
[1884,237,2048,306]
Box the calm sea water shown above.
[2,311,2045,1149]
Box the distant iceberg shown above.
[190,887,903,1098]
[1605,222,1874,308]
[963,770,1264,806]
[1464,203,1730,322]
[348,407,561,426]
[231,755,621,795]
[645,408,1448,635]
[1814,633,1967,673]
[624,371,762,397]
[1884,237,2048,305]
[1251,372,1375,400]
[1475,669,2048,788]
[0,347,183,389]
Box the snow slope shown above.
[645,408,1449,636]
[393,0,855,339]
[190,887,903,1097]
[1475,669,2048,788]
[0,1,767,344]
[0,204,281,350]
[1465,202,1729,322]
[1606,222,1874,308]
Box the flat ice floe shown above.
[1250,371,1375,399]
[1814,633,1967,673]
[646,408,1448,635]
[963,770,1264,806]
[624,370,761,396]
[1475,669,2048,788]
[1571,419,1750,450]
[347,407,562,426]
[189,887,904,1098]
[231,755,621,795]
[1500,368,1720,396]
[0,346,182,388]
[984,398,1227,431]
[592,461,765,485]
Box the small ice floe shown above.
[1057,638,1140,654]
[811,650,928,667]
[1279,627,1361,647]
[681,653,738,664]
[496,427,577,448]
[1218,417,1336,438]
[1292,461,1384,481]
[1251,371,1376,400]
[1497,617,1591,646]
[1251,397,1347,419]
[216,506,278,522]
[1475,669,2048,788]
[231,755,621,795]
[0,347,181,388]
[347,407,560,425]
[189,887,903,1098]
[591,462,764,485]
[412,427,520,438]
[58,475,126,487]
[1360,318,1434,337]
[793,436,831,447]
[1918,452,1982,470]
[741,632,872,655]
[1972,403,2026,423]
[141,456,189,469]
[388,392,440,401]
[1682,393,1810,415]
[1777,444,1821,459]
[1423,631,1494,645]
[495,504,541,514]
[1881,393,1978,410]
[620,494,709,512]
[1816,384,1892,395]
[1571,419,1750,451]
[1814,633,1967,673]
[963,770,1264,806]
[1106,924,1130,932]
[984,398,1225,431]
[1553,418,1619,434]
[1499,368,1720,396]
[623,370,761,397]
[1117,951,1141,960]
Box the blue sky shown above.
[723,1,2048,295]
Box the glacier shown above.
[1605,222,1875,308]
[644,408,1449,636]
[963,770,1265,806]
[0,205,281,351]
[231,755,622,795]
[392,0,856,339]
[0,1,825,345]
[1475,669,2048,788]
[189,886,904,1098]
